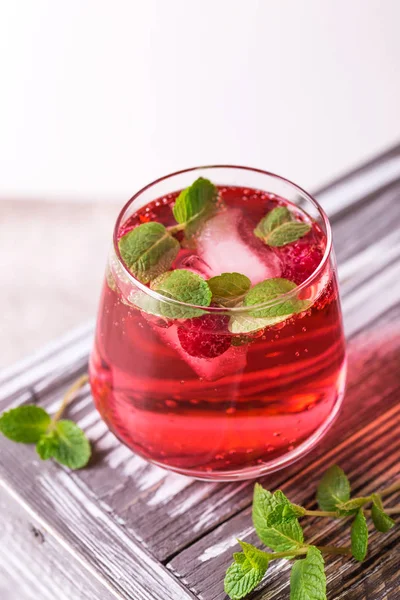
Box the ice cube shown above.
[196,208,281,285]
[172,248,213,278]
[149,321,248,381]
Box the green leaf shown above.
[255,206,292,240]
[290,546,326,600]
[0,406,51,443]
[273,502,306,522]
[264,506,304,552]
[371,493,383,510]
[266,222,312,247]
[173,177,218,236]
[37,420,91,470]
[208,272,251,307]
[36,430,59,459]
[317,465,351,511]
[351,509,368,561]
[371,502,395,533]
[337,497,371,512]
[238,540,269,571]
[150,269,212,319]
[255,206,311,247]
[229,309,287,334]
[224,542,269,600]
[118,222,180,284]
[233,552,247,565]
[252,485,290,545]
[243,278,306,319]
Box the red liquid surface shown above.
[90,187,346,478]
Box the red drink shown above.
[90,168,346,480]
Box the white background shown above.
[1,0,400,203]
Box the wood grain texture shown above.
[0,485,117,600]
[0,450,196,600]
[1,144,400,600]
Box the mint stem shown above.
[268,545,351,560]
[51,374,89,425]
[316,545,352,556]
[303,509,338,518]
[304,505,400,518]
[167,223,186,235]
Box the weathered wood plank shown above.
[0,451,196,600]
[0,485,117,600]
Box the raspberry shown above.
[177,314,232,358]
[280,241,323,285]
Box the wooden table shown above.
[1,147,400,600]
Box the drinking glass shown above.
[89,166,346,480]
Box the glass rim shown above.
[112,165,332,314]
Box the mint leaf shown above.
[371,493,383,510]
[290,546,326,600]
[173,177,218,237]
[243,278,306,319]
[255,206,311,247]
[252,485,290,545]
[0,406,51,443]
[271,502,306,523]
[233,552,247,565]
[118,222,180,284]
[238,540,269,571]
[224,541,269,600]
[264,506,304,552]
[255,206,292,239]
[36,430,59,459]
[337,497,371,512]
[317,465,350,511]
[37,420,91,470]
[229,310,287,334]
[371,502,395,533]
[266,222,312,247]
[351,509,368,561]
[151,269,212,319]
[208,272,251,307]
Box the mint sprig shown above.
[229,277,308,334]
[118,178,217,284]
[254,206,311,247]
[172,176,218,237]
[208,272,251,307]
[224,541,269,600]
[119,222,180,284]
[244,278,306,318]
[290,546,326,600]
[150,269,212,319]
[316,465,351,512]
[223,466,399,599]
[351,509,368,561]
[0,405,51,443]
[0,375,91,470]
[371,494,395,532]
